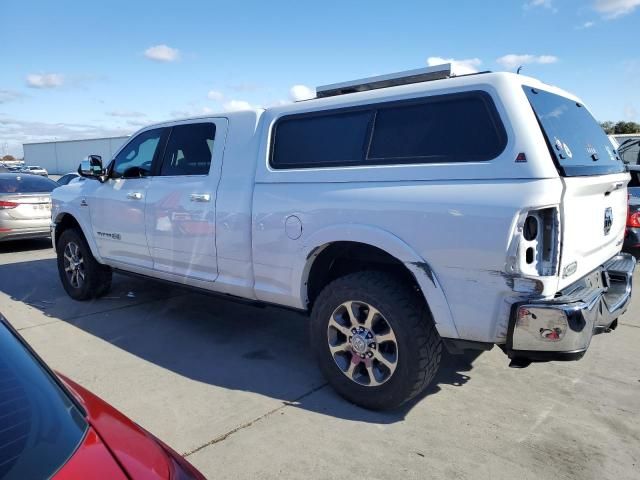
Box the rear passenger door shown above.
[144,119,228,282]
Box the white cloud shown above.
[266,99,291,107]
[107,110,146,118]
[496,54,559,70]
[227,82,262,92]
[537,55,559,64]
[594,0,640,18]
[174,99,261,114]
[0,89,25,104]
[207,90,224,101]
[26,73,64,89]
[427,56,482,75]
[170,106,215,118]
[289,84,315,101]
[223,100,254,112]
[578,21,596,28]
[126,119,150,127]
[144,44,180,62]
[524,0,557,11]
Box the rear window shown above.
[0,175,58,193]
[271,110,373,168]
[0,322,87,480]
[271,91,506,169]
[524,86,625,176]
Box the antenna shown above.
[516,66,524,74]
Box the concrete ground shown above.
[1,239,639,480]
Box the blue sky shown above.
[1,0,639,156]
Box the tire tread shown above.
[311,270,442,409]
[57,228,112,300]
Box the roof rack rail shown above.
[316,64,454,98]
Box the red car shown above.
[0,315,206,480]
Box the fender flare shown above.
[53,210,105,264]
[295,223,459,339]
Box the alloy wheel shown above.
[327,301,398,386]
[63,241,85,289]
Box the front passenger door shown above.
[89,127,167,269]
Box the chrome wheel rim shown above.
[327,301,398,387]
[63,241,85,289]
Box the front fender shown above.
[52,207,104,264]
[295,224,459,339]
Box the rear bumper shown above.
[0,226,51,241]
[505,253,635,362]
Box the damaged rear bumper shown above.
[505,253,635,363]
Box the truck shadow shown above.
[0,256,482,424]
[0,238,52,254]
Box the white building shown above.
[23,136,129,174]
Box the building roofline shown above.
[23,135,131,147]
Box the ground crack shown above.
[183,382,329,457]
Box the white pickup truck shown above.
[51,65,635,410]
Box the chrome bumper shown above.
[506,253,635,362]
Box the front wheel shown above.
[57,228,112,300]
[310,271,442,410]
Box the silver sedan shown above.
[0,173,58,241]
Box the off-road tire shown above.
[57,228,112,300]
[310,270,442,410]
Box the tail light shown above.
[506,206,560,279]
[627,211,640,228]
[0,200,19,209]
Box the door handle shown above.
[127,192,143,200]
[189,193,211,202]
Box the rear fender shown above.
[297,224,459,339]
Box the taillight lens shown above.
[627,211,640,228]
[0,201,19,209]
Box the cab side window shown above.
[159,123,216,176]
[112,128,164,178]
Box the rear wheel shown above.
[57,228,112,300]
[310,271,442,410]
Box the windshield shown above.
[523,86,625,176]
[0,175,57,193]
[0,321,87,480]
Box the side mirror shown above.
[78,155,105,180]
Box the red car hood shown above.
[57,374,172,479]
